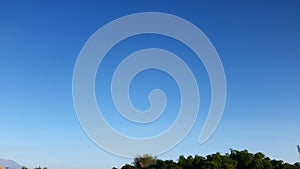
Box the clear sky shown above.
[1,1,300,169]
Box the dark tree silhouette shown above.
[116,149,300,169]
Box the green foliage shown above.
[117,149,300,169]
[133,154,157,169]
[20,166,47,169]
[121,164,136,169]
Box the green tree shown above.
[178,155,194,169]
[118,149,300,169]
[121,164,136,169]
[133,154,157,169]
[222,153,237,169]
[192,155,206,169]
[229,149,253,169]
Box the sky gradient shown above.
[1,1,300,169]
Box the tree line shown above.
[115,149,300,169]
[21,166,47,169]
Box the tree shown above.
[229,149,253,169]
[121,164,136,169]
[133,154,157,169]
[119,149,300,169]
[192,155,206,169]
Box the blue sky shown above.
[1,1,300,169]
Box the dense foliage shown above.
[116,149,300,169]
[22,166,47,169]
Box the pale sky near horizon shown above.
[1,1,300,169]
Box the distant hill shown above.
[0,159,22,169]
